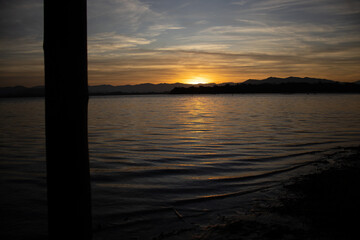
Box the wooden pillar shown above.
[43,1,92,239]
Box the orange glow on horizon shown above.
[184,76,212,85]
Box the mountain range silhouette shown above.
[171,77,360,94]
[1,77,360,97]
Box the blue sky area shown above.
[0,0,359,86]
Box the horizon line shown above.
[1,76,359,88]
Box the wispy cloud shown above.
[88,0,163,34]
[88,32,153,54]
[0,0,43,38]
[202,23,339,36]
[157,44,230,51]
[242,0,360,17]
[231,1,249,6]
[0,36,43,56]
[148,24,185,32]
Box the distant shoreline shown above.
[170,82,360,94]
[2,92,360,99]
[1,77,360,98]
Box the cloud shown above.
[88,0,163,34]
[194,20,209,25]
[0,34,44,87]
[242,0,360,18]
[157,44,229,51]
[148,24,185,32]
[0,36,43,56]
[201,24,338,36]
[240,0,326,14]
[88,32,153,54]
[235,19,267,26]
[197,20,360,57]
[231,1,248,6]
[87,0,186,46]
[0,0,43,38]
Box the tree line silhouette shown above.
[170,82,360,94]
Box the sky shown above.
[0,0,359,87]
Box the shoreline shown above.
[1,92,360,99]
[148,146,360,240]
[193,146,360,240]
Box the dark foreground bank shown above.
[149,146,360,240]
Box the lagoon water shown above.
[1,94,360,239]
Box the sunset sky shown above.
[0,0,359,87]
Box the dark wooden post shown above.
[43,1,92,239]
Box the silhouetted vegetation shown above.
[0,86,44,98]
[170,82,360,94]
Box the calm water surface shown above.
[1,94,360,239]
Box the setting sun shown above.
[186,77,211,85]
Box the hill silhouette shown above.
[170,77,360,94]
[0,83,212,97]
[242,76,335,85]
[1,77,360,98]
[88,83,215,95]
